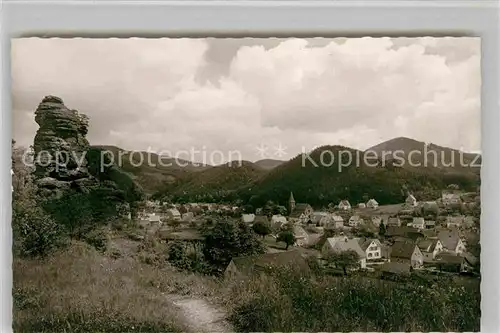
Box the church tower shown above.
[289,191,296,213]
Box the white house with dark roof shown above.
[405,194,418,207]
[166,208,181,221]
[358,238,383,260]
[338,200,351,211]
[408,217,425,230]
[438,230,466,254]
[446,215,465,228]
[442,192,462,206]
[417,239,444,261]
[366,199,379,209]
[348,215,363,227]
[328,215,344,229]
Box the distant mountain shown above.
[155,160,267,202]
[97,137,481,204]
[254,159,286,170]
[366,137,481,175]
[92,145,210,193]
[236,143,480,208]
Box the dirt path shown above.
[169,294,234,333]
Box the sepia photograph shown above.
[12,36,481,332]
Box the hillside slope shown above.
[238,144,479,208]
[366,137,481,175]
[92,145,210,194]
[156,160,267,202]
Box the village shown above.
[137,187,480,281]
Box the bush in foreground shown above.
[228,267,480,332]
[13,242,221,333]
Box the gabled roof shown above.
[381,262,411,274]
[290,203,312,218]
[230,250,309,276]
[386,226,422,239]
[358,238,382,251]
[167,208,181,215]
[324,237,366,258]
[366,199,379,206]
[391,241,419,259]
[293,225,308,239]
[254,215,269,224]
[271,215,287,224]
[339,200,351,206]
[435,253,465,265]
[417,239,439,252]
[406,194,417,202]
[438,230,461,250]
[349,215,362,222]
[331,215,344,222]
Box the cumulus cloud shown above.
[11,37,480,163]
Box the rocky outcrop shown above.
[33,96,91,180]
[32,95,143,218]
[32,96,97,198]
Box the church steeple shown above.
[289,192,296,213]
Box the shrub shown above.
[13,204,66,258]
[227,266,480,332]
[82,228,109,252]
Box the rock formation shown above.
[33,95,96,198]
[32,95,143,221]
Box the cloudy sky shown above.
[12,37,481,163]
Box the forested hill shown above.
[236,144,480,208]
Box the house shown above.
[358,203,366,209]
[358,238,383,261]
[434,253,473,273]
[289,203,314,224]
[241,213,256,224]
[181,212,194,222]
[292,225,309,246]
[371,216,382,227]
[348,215,363,227]
[148,213,161,224]
[321,236,367,269]
[405,194,418,207]
[385,226,424,241]
[380,262,411,278]
[408,217,425,230]
[417,239,443,261]
[386,217,401,227]
[424,220,436,229]
[390,240,424,268]
[442,192,462,206]
[166,208,181,221]
[224,250,310,280]
[254,215,270,226]
[338,200,352,211]
[446,215,465,228]
[311,212,330,226]
[328,215,344,229]
[437,230,466,254]
[271,214,287,229]
[366,199,379,209]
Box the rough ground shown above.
[169,294,234,333]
